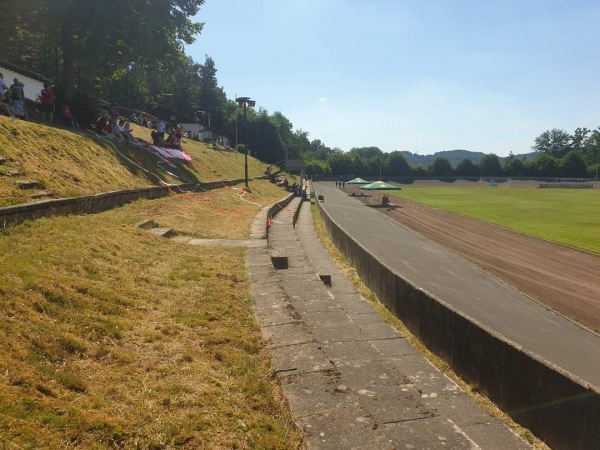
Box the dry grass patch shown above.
[0,188,301,449]
[121,180,289,239]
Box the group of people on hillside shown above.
[94,115,134,143]
[92,104,186,150]
[1,75,187,151]
[0,72,80,128]
[0,73,26,119]
[94,105,136,144]
[151,120,184,149]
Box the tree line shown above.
[2,2,599,178]
[301,127,600,179]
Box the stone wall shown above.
[0,179,248,229]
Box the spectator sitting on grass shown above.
[95,116,109,135]
[166,131,182,149]
[152,130,182,150]
[113,119,134,143]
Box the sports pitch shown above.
[389,183,600,255]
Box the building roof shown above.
[0,60,51,83]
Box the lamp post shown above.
[126,62,134,112]
[236,96,256,190]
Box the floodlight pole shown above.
[126,62,134,112]
[236,96,255,190]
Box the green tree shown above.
[270,112,295,146]
[478,154,503,177]
[304,159,332,177]
[248,110,285,164]
[570,127,590,152]
[3,0,205,101]
[558,151,587,178]
[534,154,559,177]
[327,153,354,177]
[348,147,384,160]
[429,157,454,177]
[504,158,525,177]
[455,159,480,177]
[532,129,572,158]
[352,156,369,177]
[305,139,338,161]
[384,151,411,177]
[582,128,600,174]
[197,55,227,129]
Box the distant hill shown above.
[400,149,537,167]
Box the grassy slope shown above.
[391,186,600,254]
[0,118,302,448]
[0,117,273,207]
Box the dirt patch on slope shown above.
[360,195,600,333]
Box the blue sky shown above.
[187,0,600,156]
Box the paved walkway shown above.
[311,182,600,389]
[246,195,530,449]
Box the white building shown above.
[0,60,50,101]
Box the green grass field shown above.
[390,186,600,255]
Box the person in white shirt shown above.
[113,119,135,142]
[155,119,166,138]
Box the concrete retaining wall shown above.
[265,193,296,237]
[0,178,248,229]
[316,199,600,450]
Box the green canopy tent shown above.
[359,181,399,190]
[346,177,369,184]
[359,180,400,206]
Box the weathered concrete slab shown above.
[297,406,392,450]
[461,420,531,450]
[381,416,477,449]
[252,290,288,310]
[150,227,175,238]
[270,342,334,377]
[262,322,314,348]
[423,392,498,427]
[310,323,365,344]
[279,371,358,417]
[254,306,298,327]
[390,354,461,395]
[335,293,378,314]
[301,310,358,329]
[356,384,438,424]
[349,312,385,326]
[279,267,320,277]
[294,300,343,314]
[336,360,413,388]
[246,263,276,276]
[322,341,379,365]
[369,337,419,358]
[357,322,402,340]
[249,281,283,295]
